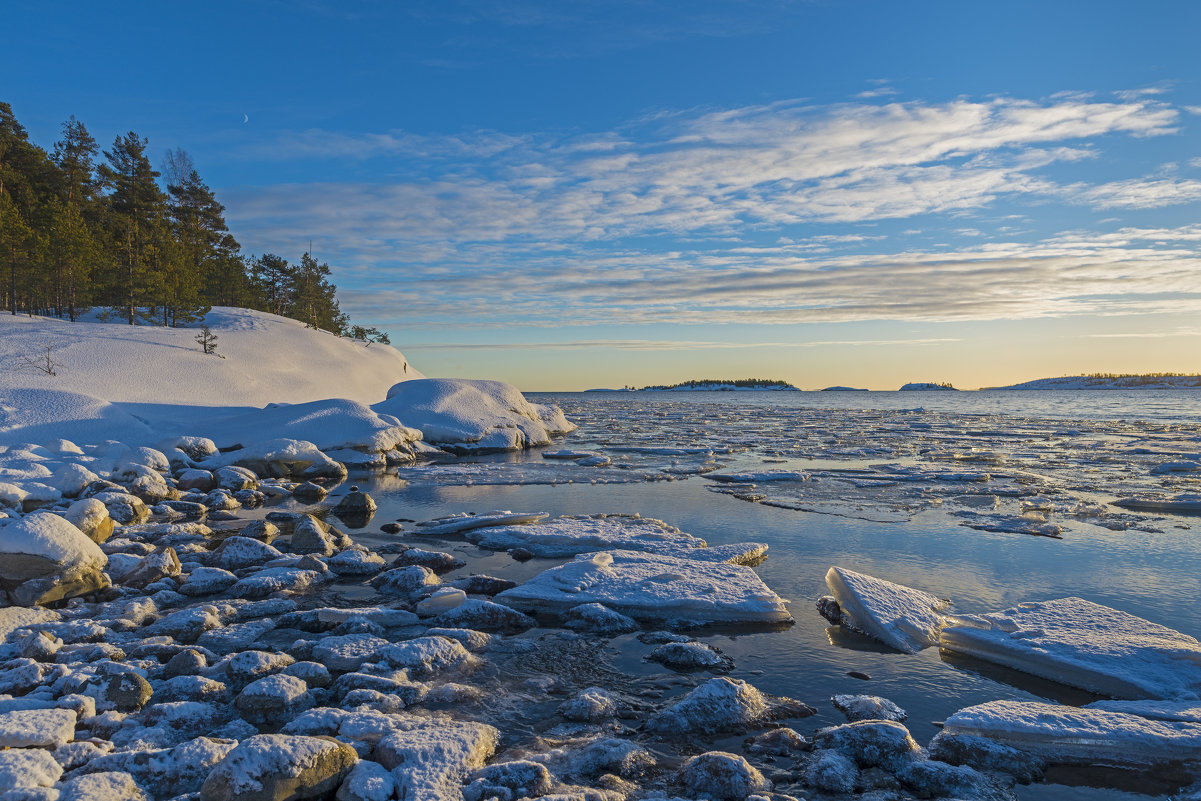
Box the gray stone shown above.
[199,734,357,801]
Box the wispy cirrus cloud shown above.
[401,337,962,351]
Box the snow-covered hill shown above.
[899,382,958,391]
[0,307,424,445]
[988,375,1201,390]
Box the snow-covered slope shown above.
[988,375,1201,390]
[0,308,424,445]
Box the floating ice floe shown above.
[1113,493,1201,514]
[822,566,950,654]
[938,596,1201,699]
[464,514,706,558]
[942,700,1201,767]
[704,470,810,483]
[496,550,792,626]
[415,510,550,535]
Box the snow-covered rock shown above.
[0,707,76,747]
[678,751,771,800]
[373,719,499,801]
[376,378,575,452]
[649,677,769,734]
[831,693,907,722]
[938,596,1201,699]
[0,747,62,792]
[812,719,923,771]
[497,550,792,626]
[0,511,109,606]
[465,514,708,558]
[199,733,359,801]
[823,566,950,653]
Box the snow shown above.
[377,378,576,451]
[0,511,106,569]
[0,307,424,447]
[943,699,1201,766]
[649,677,769,733]
[0,708,76,747]
[496,550,793,626]
[464,514,708,558]
[938,597,1201,699]
[823,566,950,654]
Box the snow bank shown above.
[943,700,1201,766]
[496,550,792,626]
[938,597,1201,699]
[376,378,576,451]
[0,307,423,447]
[824,566,950,654]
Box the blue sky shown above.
[6,1,1201,389]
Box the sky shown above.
[5,0,1201,390]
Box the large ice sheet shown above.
[824,566,950,654]
[938,597,1201,699]
[466,514,707,557]
[943,700,1201,767]
[496,550,792,626]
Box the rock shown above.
[333,486,377,527]
[164,649,208,678]
[199,733,358,801]
[896,759,999,798]
[0,708,76,747]
[0,511,109,606]
[212,536,285,571]
[812,720,923,771]
[448,575,517,595]
[379,522,402,534]
[58,771,151,801]
[560,687,617,722]
[370,564,440,596]
[378,636,477,678]
[159,499,209,521]
[310,635,389,673]
[431,599,535,632]
[292,515,339,557]
[177,468,216,491]
[650,677,768,734]
[239,519,281,543]
[85,665,154,712]
[831,694,908,723]
[327,549,387,576]
[235,674,313,725]
[745,727,810,755]
[62,497,115,543]
[464,760,553,801]
[391,547,464,573]
[291,482,328,503]
[0,747,62,792]
[215,466,259,492]
[180,566,239,596]
[120,547,182,588]
[678,751,771,800]
[336,760,395,801]
[648,641,731,670]
[225,650,296,686]
[562,602,638,635]
[375,720,498,800]
[805,749,859,794]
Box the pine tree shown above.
[98,132,169,324]
[291,252,347,334]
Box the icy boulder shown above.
[199,733,358,801]
[374,719,499,801]
[466,514,707,558]
[0,511,109,606]
[823,566,950,653]
[496,550,792,626]
[649,677,770,734]
[942,699,1201,767]
[938,597,1201,699]
[375,378,576,452]
[678,751,771,800]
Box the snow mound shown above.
[943,699,1201,767]
[376,378,576,451]
[0,307,423,447]
[938,597,1201,699]
[465,514,707,558]
[496,550,792,626]
[824,566,950,654]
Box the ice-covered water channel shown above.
[346,390,1201,801]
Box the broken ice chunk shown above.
[823,566,950,654]
[938,597,1201,699]
[415,510,549,535]
[497,550,792,626]
[943,699,1201,767]
[466,514,707,558]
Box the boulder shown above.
[199,734,357,801]
[0,512,109,606]
[678,752,771,800]
[62,497,115,543]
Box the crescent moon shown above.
[242,114,249,124]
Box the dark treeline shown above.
[0,102,388,343]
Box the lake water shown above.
[353,390,1201,800]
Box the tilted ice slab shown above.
[1113,493,1201,514]
[704,470,810,483]
[1086,699,1201,723]
[466,514,707,558]
[943,700,1201,767]
[375,378,575,451]
[496,550,792,626]
[415,510,550,535]
[825,566,950,654]
[938,597,1201,699]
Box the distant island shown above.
[640,378,801,391]
[987,373,1201,390]
[821,386,869,391]
[899,382,958,391]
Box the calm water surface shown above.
[353,390,1201,800]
